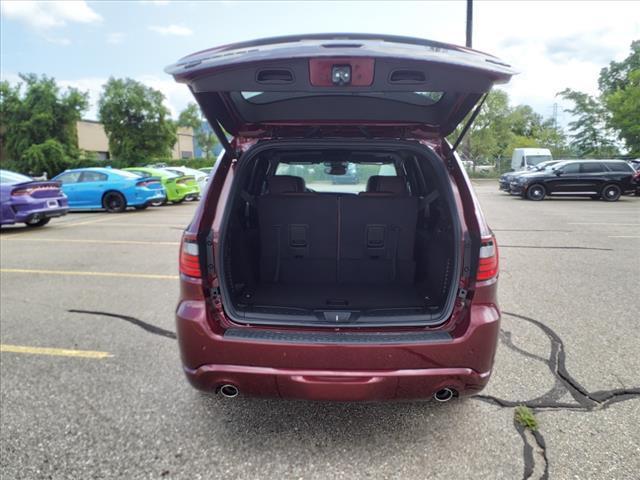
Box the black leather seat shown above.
[340,176,418,283]
[258,176,338,283]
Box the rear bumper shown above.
[14,205,69,223]
[184,364,491,401]
[175,300,501,401]
[130,189,166,207]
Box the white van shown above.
[511,148,553,171]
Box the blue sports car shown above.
[52,167,166,212]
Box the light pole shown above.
[466,0,473,48]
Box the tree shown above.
[599,41,640,155]
[598,40,640,95]
[177,102,217,160]
[557,88,618,157]
[0,74,88,175]
[98,78,177,164]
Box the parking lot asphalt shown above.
[1,180,639,479]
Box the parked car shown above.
[168,33,514,401]
[0,169,68,227]
[123,167,199,204]
[510,148,553,171]
[510,160,637,201]
[160,166,208,195]
[52,168,166,212]
[499,160,561,192]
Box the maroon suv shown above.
[168,34,513,401]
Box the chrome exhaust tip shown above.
[219,384,239,398]
[434,387,456,402]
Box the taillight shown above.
[477,235,499,281]
[137,180,159,187]
[11,188,33,196]
[179,235,201,278]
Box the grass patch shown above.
[515,405,538,431]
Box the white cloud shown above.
[106,32,125,45]
[148,24,192,36]
[1,1,102,30]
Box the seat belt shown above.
[421,191,440,218]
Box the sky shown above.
[1,0,639,125]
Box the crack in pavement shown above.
[69,308,639,479]
[475,311,640,479]
[68,309,177,340]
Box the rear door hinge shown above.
[457,288,468,301]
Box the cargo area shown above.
[217,141,462,326]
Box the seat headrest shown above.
[267,175,306,194]
[365,176,407,195]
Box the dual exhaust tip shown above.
[218,384,457,402]
[218,384,239,398]
[433,387,456,402]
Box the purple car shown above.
[0,170,69,228]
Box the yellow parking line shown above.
[0,238,179,246]
[0,344,112,359]
[0,268,178,280]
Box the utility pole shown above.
[466,0,473,48]
[465,0,473,163]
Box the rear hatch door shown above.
[166,34,515,138]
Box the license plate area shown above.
[47,200,58,208]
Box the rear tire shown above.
[601,184,621,202]
[526,184,546,201]
[103,192,127,213]
[25,217,51,228]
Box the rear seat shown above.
[340,176,418,284]
[258,176,338,283]
[258,175,418,285]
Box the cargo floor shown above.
[246,283,429,310]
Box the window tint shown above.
[580,162,604,173]
[80,171,108,182]
[559,163,580,174]
[56,172,82,184]
[274,162,398,193]
[605,162,634,173]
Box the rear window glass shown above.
[606,162,634,173]
[112,170,143,179]
[0,171,31,184]
[274,162,398,194]
[580,162,604,173]
[240,91,444,106]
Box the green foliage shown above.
[598,40,639,95]
[177,102,201,130]
[0,74,88,175]
[98,77,177,165]
[557,88,618,157]
[600,42,640,155]
[135,157,216,170]
[603,70,640,156]
[177,102,218,159]
[449,90,570,165]
[558,41,639,156]
[514,405,538,431]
